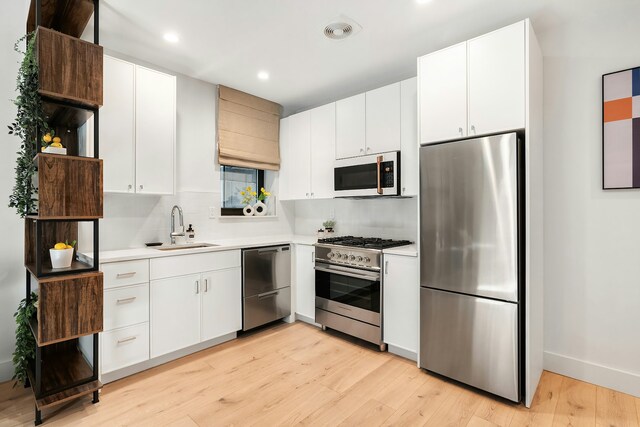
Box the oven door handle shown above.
[376,155,383,195]
[314,265,380,281]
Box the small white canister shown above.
[49,248,74,269]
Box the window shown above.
[220,166,265,216]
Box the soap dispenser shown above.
[186,224,195,243]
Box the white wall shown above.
[539,5,640,396]
[0,0,30,382]
[293,198,418,241]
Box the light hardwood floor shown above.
[1,322,638,426]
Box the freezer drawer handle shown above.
[117,336,137,344]
[258,290,279,300]
[257,248,280,254]
[116,296,137,304]
[116,272,136,279]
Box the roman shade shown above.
[217,85,282,171]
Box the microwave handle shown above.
[377,155,383,195]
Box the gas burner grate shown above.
[317,236,412,250]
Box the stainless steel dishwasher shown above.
[242,245,291,331]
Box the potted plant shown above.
[240,186,258,216]
[7,33,50,218]
[323,220,336,236]
[254,187,271,216]
[49,240,76,269]
[13,292,37,385]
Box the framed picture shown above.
[602,67,640,189]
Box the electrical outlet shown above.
[208,207,217,218]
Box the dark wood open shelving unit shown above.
[23,0,103,424]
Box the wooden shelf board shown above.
[27,0,94,39]
[25,344,101,411]
[25,215,101,221]
[25,259,95,279]
[33,153,101,164]
[39,90,101,110]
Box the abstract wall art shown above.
[603,67,640,189]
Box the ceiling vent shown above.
[323,15,362,40]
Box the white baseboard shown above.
[544,351,640,397]
[295,313,321,327]
[0,359,13,383]
[387,344,417,362]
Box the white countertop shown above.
[383,244,418,257]
[82,235,319,264]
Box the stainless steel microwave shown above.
[334,151,400,197]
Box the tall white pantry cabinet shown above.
[417,19,543,407]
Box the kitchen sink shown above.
[154,243,219,251]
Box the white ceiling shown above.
[85,0,639,115]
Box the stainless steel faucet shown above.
[170,205,185,244]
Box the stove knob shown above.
[349,255,356,261]
[335,252,342,259]
[327,252,335,259]
[363,257,370,263]
[356,256,363,262]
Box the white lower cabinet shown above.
[151,273,202,358]
[383,254,419,358]
[294,244,316,321]
[101,323,150,374]
[103,283,149,331]
[201,267,242,342]
[150,251,242,359]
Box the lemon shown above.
[51,142,63,148]
[54,242,67,250]
[66,244,73,249]
[43,133,52,143]
[53,136,61,144]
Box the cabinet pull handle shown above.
[310,192,314,197]
[306,193,309,198]
[471,125,476,135]
[204,278,208,293]
[366,147,371,152]
[458,127,463,135]
[117,336,137,344]
[385,260,389,275]
[116,296,137,304]
[360,148,364,154]
[258,290,279,299]
[128,184,132,191]
[312,251,315,262]
[139,184,144,190]
[195,280,200,294]
[116,272,136,278]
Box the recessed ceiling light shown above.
[163,32,179,43]
[257,71,269,81]
[416,0,432,4]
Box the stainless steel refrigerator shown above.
[419,132,522,402]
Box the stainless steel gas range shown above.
[314,236,412,351]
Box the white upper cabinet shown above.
[419,42,468,144]
[336,93,366,159]
[400,77,419,196]
[100,56,176,195]
[310,103,336,199]
[135,66,176,195]
[279,104,335,201]
[366,82,401,155]
[467,21,525,136]
[101,56,135,193]
[419,21,527,144]
[282,111,311,200]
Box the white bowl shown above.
[49,248,74,269]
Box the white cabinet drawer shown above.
[102,259,149,289]
[104,283,149,331]
[150,250,241,280]
[101,323,149,374]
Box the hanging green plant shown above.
[13,292,38,386]
[7,33,49,217]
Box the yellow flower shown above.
[240,191,245,195]
[246,186,252,191]
[42,133,52,143]
[261,187,265,192]
[264,191,271,196]
[251,191,257,196]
